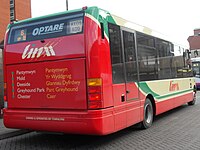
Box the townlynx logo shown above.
[169,81,179,91]
[22,44,56,59]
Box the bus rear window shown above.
[8,12,84,44]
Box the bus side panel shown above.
[112,84,127,130]
[153,78,193,115]
[173,91,193,108]
[155,99,175,115]
[156,92,193,115]
[126,100,141,127]
[139,78,194,116]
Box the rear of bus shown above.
[3,7,114,135]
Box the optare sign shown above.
[32,23,64,36]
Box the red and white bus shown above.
[3,6,196,135]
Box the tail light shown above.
[4,83,8,108]
[4,83,7,101]
[87,78,103,109]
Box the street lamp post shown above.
[66,0,68,11]
[10,0,16,22]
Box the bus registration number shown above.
[68,19,82,34]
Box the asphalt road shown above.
[0,92,200,150]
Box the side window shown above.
[173,49,193,78]
[157,40,172,57]
[108,23,124,84]
[172,56,186,78]
[123,31,137,82]
[137,33,158,81]
[157,40,192,79]
[156,39,173,79]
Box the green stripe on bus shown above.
[139,82,193,100]
[155,89,192,100]
[139,82,160,97]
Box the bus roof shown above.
[110,14,170,41]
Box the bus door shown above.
[121,28,140,126]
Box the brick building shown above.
[188,28,200,58]
[0,0,31,44]
[0,0,31,109]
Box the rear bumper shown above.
[3,108,114,135]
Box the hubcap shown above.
[145,104,153,124]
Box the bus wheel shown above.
[188,91,196,106]
[140,98,153,129]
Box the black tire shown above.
[188,91,196,106]
[140,98,154,129]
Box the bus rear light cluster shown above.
[87,78,103,109]
[4,83,7,101]
[88,93,101,101]
[88,86,101,93]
